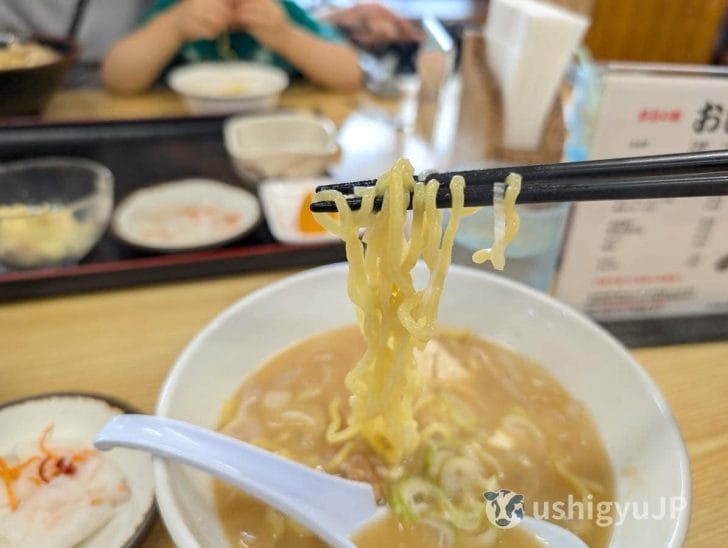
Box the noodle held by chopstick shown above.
[313,159,520,463]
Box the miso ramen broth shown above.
[215,326,614,547]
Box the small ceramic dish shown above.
[112,178,261,252]
[0,392,156,547]
[223,113,340,182]
[258,177,340,245]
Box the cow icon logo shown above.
[484,489,525,529]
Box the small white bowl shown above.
[154,263,690,548]
[167,62,289,115]
[224,113,340,182]
[112,178,261,252]
[258,177,340,245]
[0,392,156,547]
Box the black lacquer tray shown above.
[0,115,345,301]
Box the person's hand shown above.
[324,3,422,47]
[233,0,292,49]
[167,0,235,41]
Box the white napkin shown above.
[485,0,590,150]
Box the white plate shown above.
[154,263,690,548]
[0,392,156,548]
[112,179,261,252]
[259,177,340,245]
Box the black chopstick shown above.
[310,150,728,212]
[313,172,728,212]
[314,150,728,194]
[67,0,91,41]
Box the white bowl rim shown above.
[166,61,289,101]
[154,262,691,548]
[224,112,337,132]
[0,156,113,220]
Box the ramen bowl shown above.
[155,263,690,547]
[0,35,77,117]
[167,62,289,115]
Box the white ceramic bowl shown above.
[223,113,340,181]
[167,62,289,115]
[155,263,690,547]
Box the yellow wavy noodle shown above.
[472,173,522,269]
[313,159,521,464]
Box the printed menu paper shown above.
[555,64,728,319]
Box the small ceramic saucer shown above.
[0,392,157,548]
[258,177,340,245]
[112,178,261,252]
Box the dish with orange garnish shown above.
[0,392,155,547]
[259,178,340,245]
[112,179,261,252]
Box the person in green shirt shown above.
[101,0,362,94]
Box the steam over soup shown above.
[215,325,614,547]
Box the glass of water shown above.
[452,201,571,292]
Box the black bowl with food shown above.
[0,35,77,117]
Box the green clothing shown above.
[142,0,344,77]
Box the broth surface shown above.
[215,325,614,547]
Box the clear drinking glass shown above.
[449,160,571,292]
[453,202,571,292]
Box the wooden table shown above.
[43,83,437,132]
[44,86,368,126]
[3,87,728,547]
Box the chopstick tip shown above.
[309,200,334,213]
